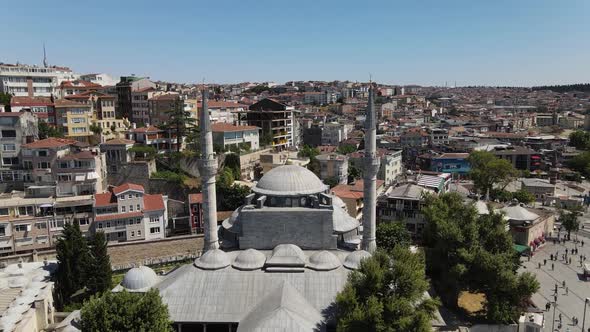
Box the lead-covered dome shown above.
[344,250,372,270]
[307,251,341,271]
[232,249,266,270]
[121,266,159,290]
[195,249,231,270]
[253,165,328,196]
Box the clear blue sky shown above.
[3,0,589,86]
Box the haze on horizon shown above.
[2,0,589,87]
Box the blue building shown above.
[431,153,471,175]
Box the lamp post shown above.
[582,298,590,332]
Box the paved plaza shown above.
[520,234,590,332]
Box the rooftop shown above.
[253,165,328,196]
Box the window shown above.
[76,217,89,226]
[129,205,134,212]
[1,130,16,138]
[37,162,50,169]
[150,227,160,234]
[2,157,18,165]
[57,174,72,181]
[119,195,125,200]
[137,230,141,236]
[106,222,111,228]
[37,150,48,157]
[71,127,87,133]
[0,208,8,216]
[128,219,134,225]
[135,194,140,198]
[15,224,29,232]
[2,144,15,151]
[18,206,33,216]
[0,225,5,236]
[128,194,133,199]
[117,231,125,238]
[71,117,86,124]
[131,231,135,237]
[136,204,140,211]
[121,206,126,212]
[35,222,47,229]
[150,216,160,223]
[97,222,103,229]
[136,218,141,224]
[59,162,69,169]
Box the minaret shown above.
[198,87,220,251]
[361,84,379,253]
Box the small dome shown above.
[121,266,159,290]
[307,251,341,271]
[344,250,372,270]
[232,249,266,270]
[194,249,230,270]
[271,244,306,261]
[332,204,360,233]
[253,165,328,196]
[500,205,539,221]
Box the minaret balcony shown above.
[197,158,218,174]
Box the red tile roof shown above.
[53,99,90,107]
[10,96,53,107]
[149,94,179,101]
[331,180,385,199]
[0,112,25,117]
[134,87,157,93]
[65,91,114,99]
[94,192,117,207]
[211,123,258,132]
[102,138,135,145]
[113,183,145,195]
[59,80,102,89]
[22,138,77,149]
[200,101,248,109]
[144,194,165,212]
[129,125,161,133]
[95,211,143,222]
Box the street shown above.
[520,231,590,332]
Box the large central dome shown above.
[253,165,328,196]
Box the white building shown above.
[79,73,118,87]
[380,150,403,185]
[321,122,347,146]
[211,123,260,151]
[93,183,167,242]
[0,64,59,97]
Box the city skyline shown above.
[2,0,590,86]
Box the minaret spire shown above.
[198,87,220,251]
[43,44,48,68]
[361,83,379,253]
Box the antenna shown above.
[43,43,47,68]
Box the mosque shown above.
[113,86,381,332]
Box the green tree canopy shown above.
[568,130,590,150]
[347,164,362,183]
[38,122,64,139]
[422,193,539,323]
[80,289,172,332]
[162,98,196,153]
[559,207,582,238]
[223,153,241,180]
[337,143,357,155]
[86,232,112,295]
[468,151,518,196]
[0,92,11,112]
[323,176,340,188]
[567,151,590,177]
[376,221,411,252]
[335,248,439,332]
[298,145,321,176]
[54,223,91,308]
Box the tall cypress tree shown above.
[86,231,112,294]
[54,223,90,308]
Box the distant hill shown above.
[531,83,590,93]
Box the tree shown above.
[162,98,196,153]
[89,123,103,135]
[217,182,250,211]
[567,151,590,177]
[568,130,590,150]
[80,289,172,332]
[129,146,157,159]
[324,176,340,188]
[348,164,362,183]
[559,208,581,239]
[468,151,518,196]
[335,248,439,332]
[260,131,274,147]
[376,221,411,252]
[86,232,112,295]
[298,145,321,176]
[337,144,357,155]
[512,189,535,205]
[54,223,91,309]
[38,122,64,139]
[0,92,11,112]
[223,153,241,180]
[422,193,539,323]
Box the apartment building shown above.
[0,63,59,97]
[65,91,125,139]
[131,87,157,125]
[331,180,385,220]
[0,191,94,255]
[199,100,247,124]
[321,122,347,145]
[431,153,471,175]
[246,98,294,148]
[429,128,449,146]
[316,153,348,185]
[127,125,184,153]
[0,112,38,189]
[211,123,259,151]
[79,73,118,87]
[349,149,403,186]
[10,96,56,124]
[100,138,135,174]
[148,93,180,127]
[54,99,94,143]
[116,76,156,122]
[21,138,106,197]
[57,80,102,98]
[93,183,167,242]
[377,183,434,237]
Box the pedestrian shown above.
[582,240,585,247]
[555,283,558,292]
[544,259,547,266]
[559,313,562,323]
[552,263,555,270]
[546,302,551,311]
[551,254,554,260]
[566,248,569,255]
[566,286,568,295]
[554,294,558,303]
[563,280,566,288]
[538,262,541,269]
[570,257,572,264]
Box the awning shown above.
[87,172,99,180]
[75,174,85,181]
[514,244,530,254]
[39,203,53,208]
